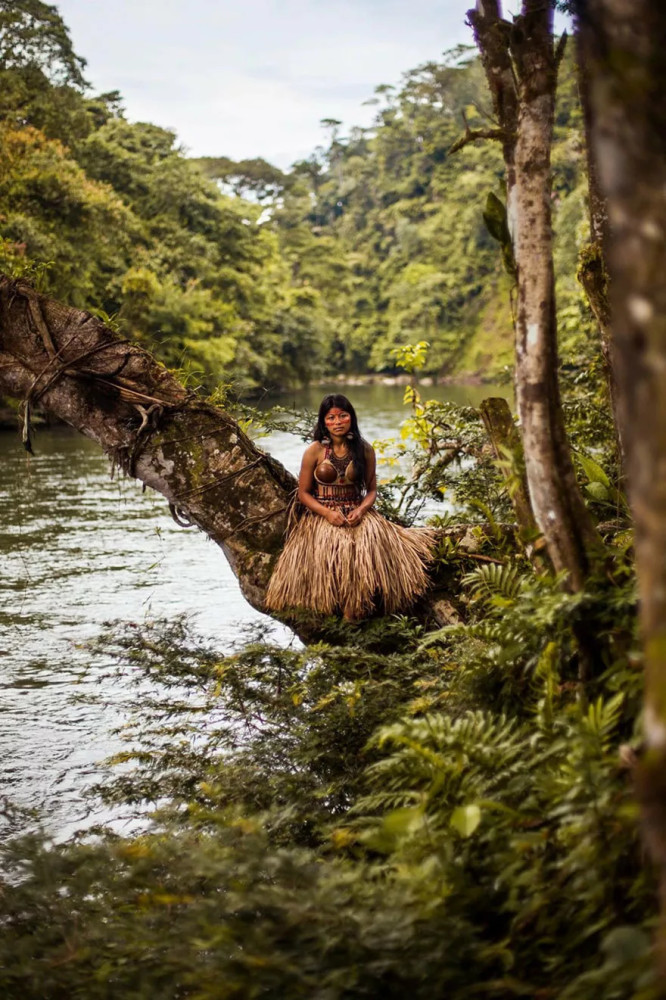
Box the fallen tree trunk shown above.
[0,276,296,611]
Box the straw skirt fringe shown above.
[265,509,436,620]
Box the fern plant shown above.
[461,561,524,609]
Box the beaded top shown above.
[314,444,356,485]
[313,444,360,509]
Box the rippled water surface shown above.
[0,381,509,837]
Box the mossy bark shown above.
[577,0,666,972]
[575,23,625,469]
[479,396,538,546]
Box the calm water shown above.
[0,381,509,838]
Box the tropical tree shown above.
[573,0,666,973]
[464,0,602,598]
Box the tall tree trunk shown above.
[467,0,601,591]
[575,27,609,254]
[575,24,624,469]
[576,0,666,972]
[0,277,296,611]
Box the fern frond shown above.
[462,562,523,605]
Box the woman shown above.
[265,394,436,620]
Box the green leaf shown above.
[600,926,651,966]
[577,452,611,487]
[363,806,425,853]
[482,192,509,244]
[450,803,481,838]
[382,805,425,837]
[585,481,610,502]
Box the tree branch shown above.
[0,275,296,612]
[449,124,507,154]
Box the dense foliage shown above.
[0,523,652,998]
[0,345,650,997]
[0,3,593,390]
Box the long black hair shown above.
[313,394,368,489]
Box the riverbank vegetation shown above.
[0,341,653,996]
[0,469,652,996]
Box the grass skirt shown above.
[265,508,436,620]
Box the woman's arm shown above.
[346,444,377,526]
[297,443,347,526]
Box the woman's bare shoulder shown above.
[363,440,376,458]
[302,441,324,464]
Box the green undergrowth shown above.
[0,533,656,999]
[0,354,652,998]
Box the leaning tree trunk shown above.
[467,0,601,592]
[576,0,666,973]
[0,276,296,611]
[0,276,465,629]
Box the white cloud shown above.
[57,0,475,166]
[56,0,570,167]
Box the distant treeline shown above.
[0,5,592,391]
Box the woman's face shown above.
[324,407,351,436]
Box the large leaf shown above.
[577,451,611,487]
[450,803,482,838]
[482,192,510,244]
[585,481,610,502]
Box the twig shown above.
[89,378,170,406]
[27,299,57,357]
[135,403,163,436]
[460,552,507,565]
[449,111,507,154]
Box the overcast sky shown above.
[54,0,488,168]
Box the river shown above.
[0,381,509,840]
